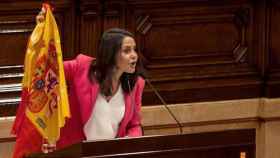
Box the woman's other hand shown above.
[41,142,56,153]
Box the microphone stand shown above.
[145,78,183,134]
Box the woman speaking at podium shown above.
[58,27,145,148]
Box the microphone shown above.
[145,78,183,134]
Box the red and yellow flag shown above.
[23,3,70,144]
[12,3,70,157]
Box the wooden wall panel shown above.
[78,1,102,57]
[0,17,32,66]
[127,0,260,104]
[269,2,280,68]
[134,8,248,65]
[103,0,125,30]
[266,0,280,97]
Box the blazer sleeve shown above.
[63,58,78,84]
[126,77,145,137]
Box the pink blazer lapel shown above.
[124,92,133,122]
[117,92,133,137]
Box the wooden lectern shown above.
[27,129,255,158]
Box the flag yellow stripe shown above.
[24,6,70,144]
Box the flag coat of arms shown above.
[12,3,70,157]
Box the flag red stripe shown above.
[13,115,43,158]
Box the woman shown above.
[13,27,145,157]
[12,5,145,156]
[56,28,145,148]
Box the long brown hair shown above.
[88,28,144,96]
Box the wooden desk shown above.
[27,129,255,158]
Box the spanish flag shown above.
[12,3,70,157]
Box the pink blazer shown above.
[57,54,145,149]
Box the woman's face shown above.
[115,36,138,74]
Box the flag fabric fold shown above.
[12,3,70,158]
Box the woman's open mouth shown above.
[129,61,137,69]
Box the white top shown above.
[84,85,125,140]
